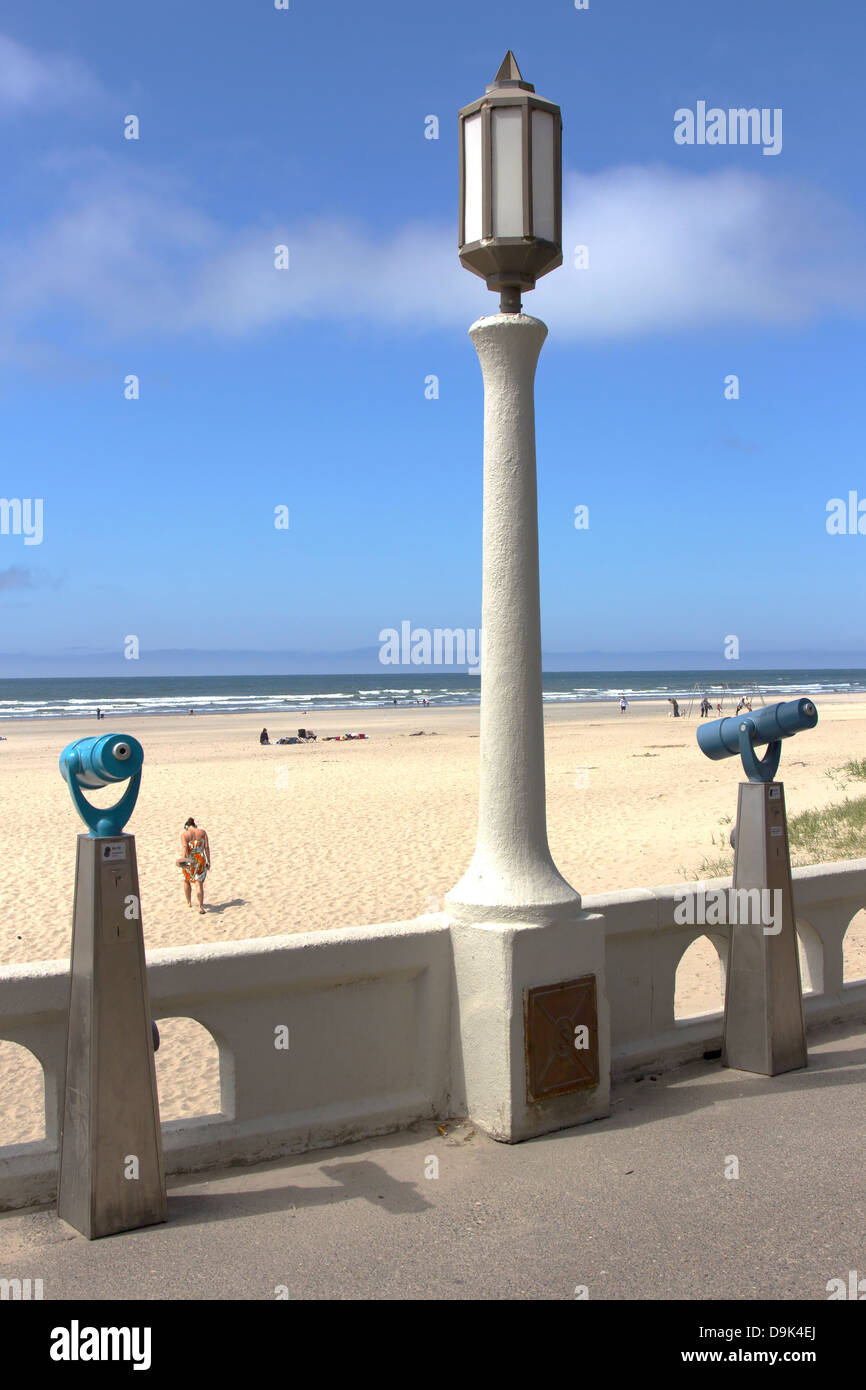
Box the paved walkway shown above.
[1,1019,863,1301]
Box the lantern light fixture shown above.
[458,51,563,314]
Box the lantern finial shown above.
[489,51,535,93]
[496,51,522,82]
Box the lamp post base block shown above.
[448,910,610,1142]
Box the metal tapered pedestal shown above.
[722,782,808,1076]
[58,833,167,1239]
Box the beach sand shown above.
[2,695,865,1142]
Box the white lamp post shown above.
[446,55,610,1144]
[448,52,576,918]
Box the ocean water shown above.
[0,670,863,720]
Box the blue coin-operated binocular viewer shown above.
[56,730,166,1238]
[696,698,818,1078]
[59,733,143,836]
[697,698,818,782]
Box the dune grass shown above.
[788,795,866,863]
[686,762,866,879]
[692,853,734,880]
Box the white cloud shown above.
[0,33,98,112]
[545,165,866,336]
[1,162,864,350]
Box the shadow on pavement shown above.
[165,1158,432,1228]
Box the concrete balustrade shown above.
[1,860,865,1211]
[589,861,866,1079]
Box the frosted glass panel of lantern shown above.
[531,110,556,242]
[492,107,524,237]
[463,113,483,245]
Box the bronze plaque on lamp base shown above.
[525,975,600,1102]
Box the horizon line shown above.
[1,662,865,682]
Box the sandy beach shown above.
[2,694,865,1142]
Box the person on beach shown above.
[177,818,210,914]
[260,727,270,744]
[620,696,628,713]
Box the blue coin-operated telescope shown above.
[696,698,818,782]
[696,697,815,1078]
[59,733,144,836]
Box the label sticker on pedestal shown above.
[768,787,781,800]
[102,842,127,861]
[770,826,783,837]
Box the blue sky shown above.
[1,0,865,674]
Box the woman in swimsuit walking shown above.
[177,817,211,914]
